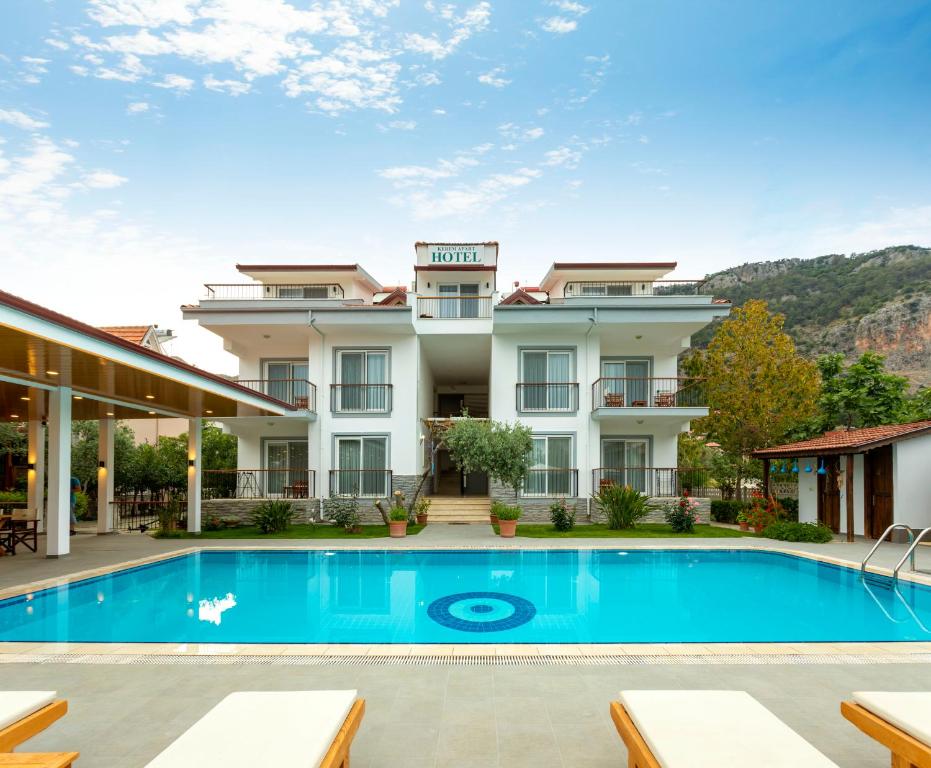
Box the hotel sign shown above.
[416,242,498,268]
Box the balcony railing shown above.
[564,280,707,297]
[329,469,392,498]
[111,499,187,532]
[522,468,579,497]
[516,383,579,412]
[417,295,493,319]
[238,379,316,410]
[203,283,345,300]
[592,377,705,409]
[593,467,710,497]
[330,384,392,413]
[203,469,316,500]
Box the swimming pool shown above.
[1,549,929,643]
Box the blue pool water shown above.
[1,549,929,643]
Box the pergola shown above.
[0,289,293,557]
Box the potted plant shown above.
[388,490,408,537]
[490,499,505,525]
[496,504,522,538]
[414,496,431,526]
[737,510,750,531]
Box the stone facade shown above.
[588,496,711,524]
[318,474,428,524]
[489,480,585,523]
[201,498,321,525]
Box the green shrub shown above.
[157,497,182,532]
[710,499,749,524]
[73,490,90,520]
[0,491,26,503]
[494,503,522,521]
[550,499,576,531]
[664,495,701,533]
[762,521,833,543]
[250,500,295,534]
[324,496,361,531]
[777,497,799,522]
[202,515,239,531]
[595,484,651,530]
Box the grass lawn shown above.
[157,523,425,539]
[505,523,758,539]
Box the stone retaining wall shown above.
[201,498,320,525]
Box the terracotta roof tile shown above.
[499,288,542,305]
[753,420,931,458]
[98,325,150,345]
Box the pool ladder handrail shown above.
[893,526,931,581]
[861,524,915,575]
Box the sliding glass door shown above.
[335,436,388,496]
[336,350,388,412]
[601,359,650,406]
[264,440,309,496]
[524,435,573,496]
[601,439,649,493]
[265,361,309,406]
[521,350,573,411]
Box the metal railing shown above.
[516,383,579,412]
[521,468,579,497]
[203,283,345,300]
[862,524,916,574]
[593,467,710,497]
[894,527,931,580]
[330,384,392,413]
[202,469,316,500]
[564,280,707,297]
[238,379,316,410]
[328,469,393,498]
[592,377,705,409]
[111,499,187,532]
[417,295,493,319]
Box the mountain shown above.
[694,246,931,387]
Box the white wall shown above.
[894,436,931,529]
[798,456,818,524]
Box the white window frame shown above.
[334,349,390,413]
[600,438,651,494]
[519,349,575,412]
[522,434,574,497]
[333,435,389,498]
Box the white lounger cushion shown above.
[619,690,839,768]
[0,691,56,731]
[145,690,357,768]
[853,691,931,746]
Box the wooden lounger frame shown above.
[0,702,68,753]
[0,753,79,767]
[610,701,661,768]
[320,699,366,768]
[841,701,931,768]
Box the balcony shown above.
[203,469,316,499]
[516,383,579,413]
[593,467,710,497]
[522,468,579,497]
[238,379,316,411]
[329,469,393,497]
[564,280,707,297]
[330,384,392,413]
[203,283,345,300]
[592,377,705,410]
[417,295,493,319]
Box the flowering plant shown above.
[664,492,701,533]
[747,492,781,529]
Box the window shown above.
[264,440,309,497]
[600,438,649,493]
[335,350,389,412]
[334,436,388,496]
[579,283,633,296]
[521,350,574,411]
[600,359,650,407]
[523,435,573,496]
[438,283,481,318]
[277,285,329,299]
[264,360,310,407]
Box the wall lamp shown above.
[98,460,106,469]
[188,459,196,468]
[27,462,36,471]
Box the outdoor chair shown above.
[610,690,839,767]
[841,692,931,768]
[604,392,625,407]
[0,692,69,753]
[9,511,38,554]
[143,691,364,768]
[653,391,675,407]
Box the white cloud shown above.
[377,119,417,131]
[808,205,931,255]
[0,138,75,224]
[0,110,50,131]
[541,17,577,34]
[45,38,70,51]
[498,122,544,142]
[203,74,251,95]
[403,1,491,60]
[550,0,589,13]
[82,170,129,189]
[433,108,446,115]
[126,101,151,114]
[478,67,510,88]
[154,73,195,91]
[542,146,582,168]
[416,71,441,86]
[399,168,542,219]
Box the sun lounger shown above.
[145,690,364,768]
[0,753,79,767]
[0,693,68,753]
[841,691,931,768]
[610,690,839,767]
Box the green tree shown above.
[907,387,931,421]
[70,421,137,494]
[201,424,237,470]
[813,352,910,430]
[443,417,534,494]
[693,300,820,498]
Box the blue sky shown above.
[1,0,930,371]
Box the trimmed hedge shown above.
[762,521,834,543]
[710,500,750,524]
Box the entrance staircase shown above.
[426,496,492,524]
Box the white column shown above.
[187,418,202,533]
[97,417,115,534]
[27,419,46,533]
[46,387,72,558]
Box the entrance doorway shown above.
[434,449,488,497]
[817,456,840,533]
[864,445,894,539]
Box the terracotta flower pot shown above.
[490,514,499,525]
[753,523,764,533]
[388,520,408,538]
[416,513,428,526]
[739,521,749,531]
[498,519,518,538]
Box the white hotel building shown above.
[183,243,730,522]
